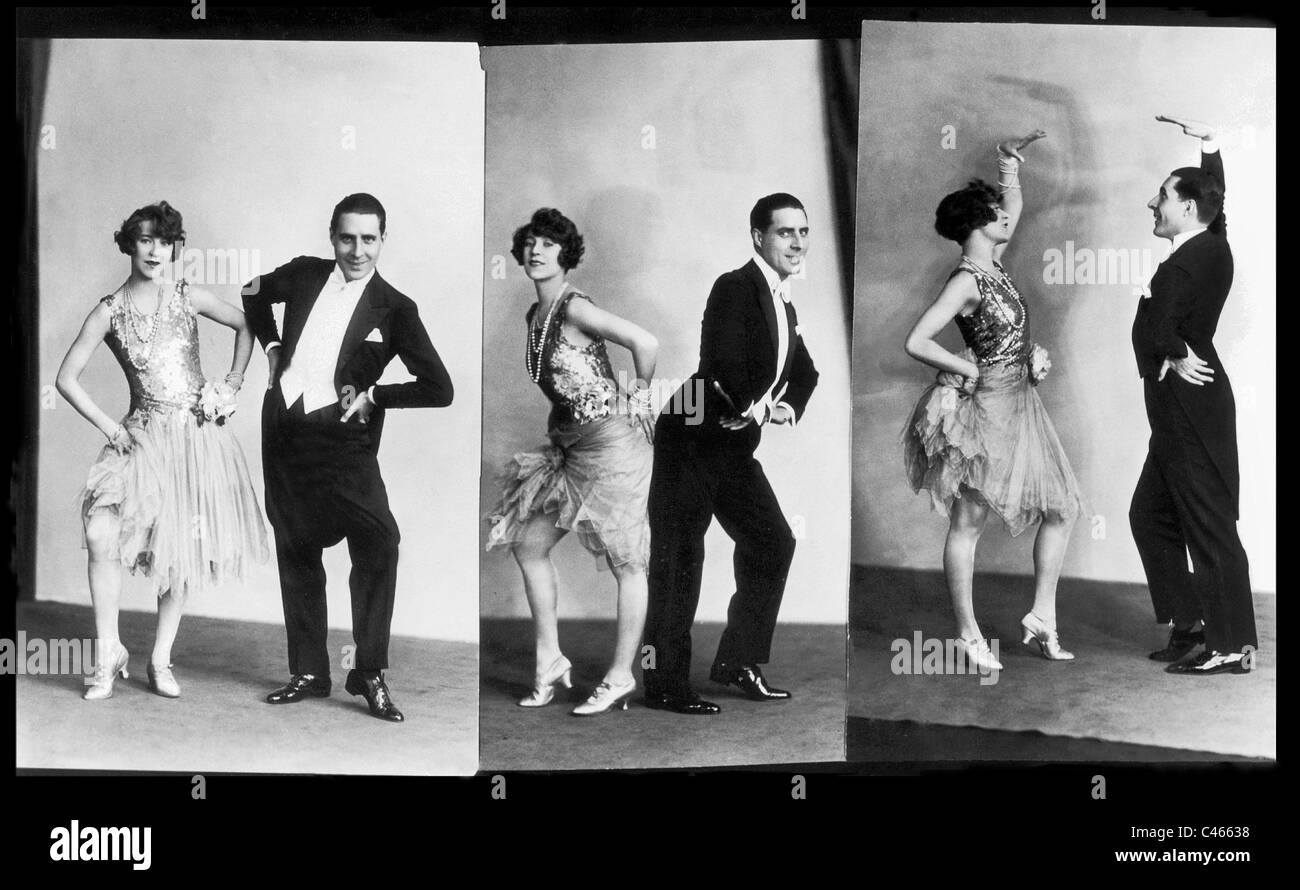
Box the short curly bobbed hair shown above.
[934,180,1001,244]
[511,207,585,271]
[114,201,186,259]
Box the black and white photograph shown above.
[20,39,484,774]
[478,39,855,769]
[9,3,1281,871]
[848,21,1275,762]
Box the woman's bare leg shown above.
[605,562,647,686]
[1030,514,1075,626]
[944,494,989,641]
[511,514,569,673]
[152,590,185,666]
[84,513,124,654]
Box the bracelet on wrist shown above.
[996,154,1021,190]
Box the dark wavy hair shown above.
[934,180,1001,244]
[750,192,806,232]
[1169,167,1225,230]
[511,207,585,271]
[330,192,387,235]
[113,201,186,260]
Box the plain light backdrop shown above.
[37,40,485,643]
[853,22,1275,593]
[479,41,853,624]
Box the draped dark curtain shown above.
[14,40,50,602]
[820,38,859,328]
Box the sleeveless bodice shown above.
[954,258,1031,366]
[102,279,205,415]
[525,291,618,428]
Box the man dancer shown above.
[1130,116,1256,676]
[244,193,454,720]
[643,193,819,714]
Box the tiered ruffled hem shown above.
[902,362,1084,537]
[486,414,651,571]
[80,407,269,597]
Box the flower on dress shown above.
[198,380,238,425]
[1029,343,1052,385]
[552,360,615,424]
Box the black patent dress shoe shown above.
[709,663,792,701]
[265,673,331,704]
[1165,650,1250,676]
[1149,626,1205,662]
[344,670,405,722]
[643,691,721,715]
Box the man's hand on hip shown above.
[341,389,376,423]
[1159,345,1215,386]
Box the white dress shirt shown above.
[746,253,798,427]
[279,264,375,413]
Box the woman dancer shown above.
[902,131,1085,671]
[56,201,268,700]
[487,208,658,716]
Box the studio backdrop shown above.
[36,39,485,642]
[852,22,1275,593]
[479,40,853,624]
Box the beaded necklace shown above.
[120,279,168,370]
[525,283,569,383]
[961,256,1025,332]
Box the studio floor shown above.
[848,566,1276,762]
[16,601,478,775]
[480,619,846,770]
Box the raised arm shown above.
[1156,115,1224,232]
[55,302,130,449]
[904,271,983,380]
[993,129,1047,261]
[1157,115,1226,236]
[1202,146,1225,236]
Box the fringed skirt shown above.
[79,406,269,597]
[902,361,1085,537]
[486,414,652,571]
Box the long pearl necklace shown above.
[961,256,1024,330]
[525,283,568,383]
[121,279,167,370]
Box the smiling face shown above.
[752,206,809,279]
[520,232,565,282]
[1148,174,1197,240]
[128,221,173,281]
[330,212,385,281]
